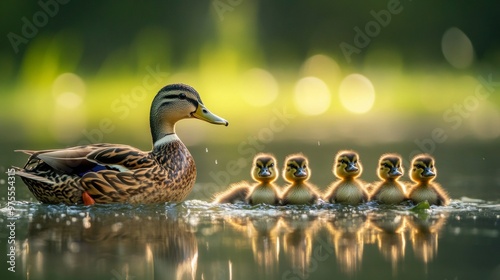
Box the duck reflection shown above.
[406,213,448,264]
[325,212,368,276]
[22,207,198,280]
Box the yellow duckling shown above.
[323,150,369,205]
[213,153,280,205]
[247,153,280,205]
[212,181,251,204]
[407,154,450,206]
[370,153,407,204]
[280,153,320,205]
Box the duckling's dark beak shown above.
[389,167,402,177]
[345,162,358,173]
[192,104,229,126]
[258,167,271,177]
[422,167,435,177]
[294,167,307,178]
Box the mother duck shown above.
[15,84,228,205]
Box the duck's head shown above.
[378,153,404,181]
[251,153,278,183]
[333,150,362,179]
[150,84,228,144]
[283,153,310,183]
[410,154,436,183]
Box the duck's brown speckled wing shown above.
[81,145,160,203]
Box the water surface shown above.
[1,199,499,280]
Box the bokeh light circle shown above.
[441,27,474,69]
[240,68,279,107]
[294,77,331,116]
[52,73,86,109]
[338,74,375,114]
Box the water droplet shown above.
[317,141,321,146]
[215,160,218,165]
[206,148,208,153]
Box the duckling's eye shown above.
[178,93,186,99]
[383,163,390,168]
[303,164,307,169]
[415,164,424,169]
[339,160,347,164]
[268,163,274,168]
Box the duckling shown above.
[407,154,449,206]
[212,181,251,204]
[280,153,320,205]
[213,153,280,205]
[323,150,369,205]
[370,154,407,204]
[247,153,280,205]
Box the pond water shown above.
[1,199,499,280]
[1,141,499,280]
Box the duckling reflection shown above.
[325,212,368,276]
[224,215,281,274]
[22,207,198,280]
[407,213,448,264]
[368,212,407,276]
[280,216,320,277]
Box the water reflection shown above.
[407,213,448,264]
[5,201,495,279]
[22,206,198,280]
[220,208,450,278]
[325,212,368,276]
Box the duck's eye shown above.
[416,164,424,169]
[383,163,390,168]
[269,163,274,168]
[179,93,186,99]
[340,160,346,164]
[303,164,307,169]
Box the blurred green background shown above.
[1,0,499,201]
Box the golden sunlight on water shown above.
[338,73,375,114]
[294,77,331,116]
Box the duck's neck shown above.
[150,113,176,143]
[153,133,180,149]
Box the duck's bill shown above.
[192,104,229,126]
